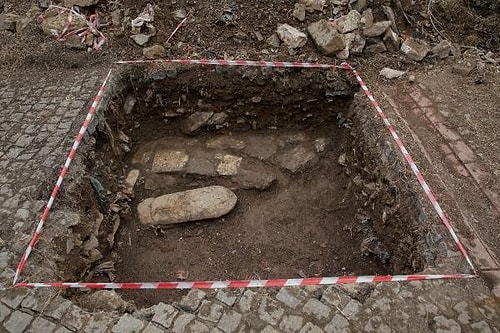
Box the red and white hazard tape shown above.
[12,69,113,285]
[342,63,476,274]
[15,274,476,289]
[14,60,476,290]
[166,12,191,44]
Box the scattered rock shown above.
[216,154,242,176]
[383,28,400,52]
[308,19,345,55]
[207,112,228,126]
[123,94,137,115]
[233,169,277,190]
[335,10,361,34]
[267,33,281,47]
[314,138,329,152]
[124,169,140,195]
[400,37,430,61]
[409,74,416,82]
[362,21,391,37]
[185,111,214,133]
[431,40,452,59]
[0,13,19,32]
[379,67,405,79]
[132,34,151,46]
[299,0,326,12]
[277,146,317,173]
[61,0,100,7]
[151,150,189,173]
[336,47,350,60]
[143,44,165,59]
[381,6,399,34]
[111,9,123,27]
[276,24,307,48]
[254,30,264,41]
[293,3,306,22]
[350,32,366,54]
[81,291,131,312]
[352,0,367,12]
[137,186,237,225]
[172,9,187,20]
[364,42,387,54]
[40,12,86,37]
[186,157,216,176]
[359,8,373,28]
[452,64,473,76]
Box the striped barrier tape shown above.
[12,69,113,285]
[13,59,476,289]
[15,274,476,289]
[166,12,191,44]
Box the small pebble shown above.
[409,75,416,83]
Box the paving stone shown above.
[4,310,33,333]
[63,305,91,331]
[279,315,304,333]
[302,298,331,322]
[216,289,242,307]
[276,288,307,309]
[188,320,210,333]
[151,150,189,173]
[111,314,145,333]
[342,299,362,320]
[258,297,284,325]
[237,290,257,312]
[261,325,280,333]
[26,316,57,333]
[151,302,178,328]
[453,301,471,324]
[83,313,114,333]
[41,298,72,321]
[180,289,207,311]
[324,314,351,333]
[172,313,195,333]
[142,323,167,333]
[298,322,324,333]
[54,327,73,333]
[217,310,242,333]
[432,315,461,333]
[470,321,492,333]
[1,288,29,308]
[198,300,224,323]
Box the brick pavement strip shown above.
[0,69,500,333]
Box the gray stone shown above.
[180,289,207,311]
[267,33,281,47]
[382,6,399,34]
[42,298,72,321]
[186,157,216,176]
[258,297,284,325]
[262,326,280,333]
[353,0,367,13]
[276,288,307,309]
[185,112,214,133]
[80,291,129,312]
[216,289,242,306]
[172,9,187,20]
[432,40,452,59]
[207,112,228,125]
[364,42,387,54]
[62,0,100,6]
[302,298,331,322]
[335,10,361,34]
[299,0,326,12]
[324,314,350,333]
[470,321,492,333]
[243,136,279,160]
[276,24,307,49]
[143,44,165,58]
[142,323,166,333]
[293,3,306,22]
[350,32,366,54]
[383,28,400,52]
[198,300,223,322]
[232,169,276,190]
[452,64,473,76]
[432,316,461,333]
[4,311,33,333]
[360,8,373,28]
[277,146,317,172]
[400,38,430,61]
[54,328,73,333]
[342,299,362,320]
[131,33,151,46]
[137,186,237,224]
[206,136,246,150]
[298,322,324,333]
[26,316,57,333]
[308,20,345,55]
[0,13,19,32]
[188,320,210,333]
[0,251,12,269]
[379,68,405,79]
[0,303,12,322]
[172,313,195,333]
[151,150,189,173]
[83,314,114,333]
[279,315,304,333]
[363,21,391,37]
[63,305,91,331]
[217,310,242,333]
[151,302,178,328]
[1,289,28,308]
[111,314,145,333]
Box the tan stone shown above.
[216,154,242,176]
[151,150,189,173]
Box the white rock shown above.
[137,186,237,225]
[379,67,405,79]
[276,24,307,48]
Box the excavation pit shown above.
[44,63,445,307]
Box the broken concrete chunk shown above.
[276,24,307,48]
[432,40,452,59]
[185,111,214,133]
[363,20,391,37]
[335,10,361,34]
[400,37,430,61]
[277,146,317,173]
[293,3,306,21]
[137,186,237,225]
[308,19,345,55]
[216,154,242,176]
[151,150,189,173]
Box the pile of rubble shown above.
[271,0,456,62]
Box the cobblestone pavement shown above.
[0,68,499,333]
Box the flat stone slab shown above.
[151,150,189,173]
[137,186,237,225]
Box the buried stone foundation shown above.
[28,63,454,308]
